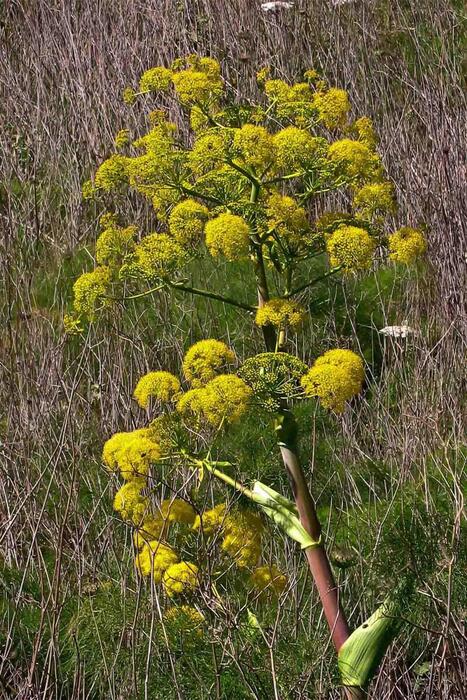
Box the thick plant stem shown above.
[250,180,364,698]
[276,412,350,653]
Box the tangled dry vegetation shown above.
[0,1,465,699]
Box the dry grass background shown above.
[0,1,466,699]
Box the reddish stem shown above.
[278,432,350,652]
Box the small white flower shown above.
[261,1,294,11]
[379,321,415,338]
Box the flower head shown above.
[353,182,396,219]
[169,199,209,245]
[163,561,200,597]
[133,371,181,408]
[233,124,275,171]
[189,130,232,173]
[192,503,227,535]
[255,298,306,332]
[164,605,204,636]
[122,233,185,281]
[250,565,287,597]
[136,540,179,580]
[301,348,364,412]
[96,222,136,267]
[328,138,377,179]
[114,129,131,149]
[102,429,161,480]
[94,154,128,191]
[239,352,308,412]
[264,79,314,121]
[388,227,426,264]
[273,127,326,171]
[123,87,136,105]
[326,225,375,272]
[139,66,173,93]
[176,388,206,421]
[313,88,350,129]
[113,482,149,524]
[350,116,377,149]
[221,510,264,568]
[182,339,235,387]
[172,67,222,104]
[266,193,311,250]
[158,498,196,526]
[178,375,251,428]
[205,213,250,261]
[197,374,252,427]
[134,517,166,548]
[72,266,111,321]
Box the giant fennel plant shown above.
[67,56,426,698]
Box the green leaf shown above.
[338,578,413,688]
[251,481,320,550]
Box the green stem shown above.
[194,459,255,500]
[178,184,223,206]
[226,159,261,188]
[285,266,343,297]
[169,281,255,311]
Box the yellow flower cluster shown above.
[326,225,376,272]
[139,66,173,93]
[133,499,195,548]
[388,227,426,264]
[353,181,396,219]
[158,498,196,526]
[72,266,111,321]
[133,371,181,408]
[177,375,252,428]
[264,79,314,120]
[301,348,364,412]
[204,212,250,261]
[135,540,179,580]
[164,605,204,635]
[221,509,264,568]
[182,339,235,386]
[238,352,308,412]
[95,221,136,267]
[134,517,166,548]
[350,116,377,149]
[192,503,227,535]
[169,199,209,245]
[81,179,97,200]
[172,63,223,104]
[266,193,310,250]
[122,87,136,105]
[124,122,177,200]
[328,138,376,179]
[123,233,185,280]
[189,130,231,174]
[190,105,210,133]
[94,154,128,191]
[114,129,130,149]
[233,124,275,171]
[273,127,325,171]
[250,565,287,597]
[113,481,148,524]
[163,561,199,597]
[152,186,181,217]
[312,88,350,130]
[255,298,306,332]
[102,428,161,480]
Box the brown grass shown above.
[0,1,465,698]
